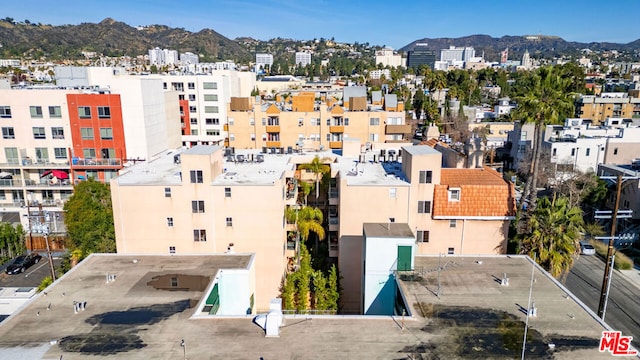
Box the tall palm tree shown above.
[519,194,585,278]
[299,155,331,203]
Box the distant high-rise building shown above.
[407,44,436,69]
[149,48,179,66]
[439,46,475,63]
[295,52,312,67]
[521,50,531,69]
[180,52,199,65]
[256,54,274,67]
[374,48,404,68]
[500,48,509,64]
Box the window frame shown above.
[224,187,231,198]
[78,106,92,119]
[30,106,43,118]
[448,188,461,201]
[164,187,171,198]
[2,127,15,139]
[32,127,46,139]
[54,148,67,159]
[97,106,111,119]
[100,127,113,140]
[191,200,205,213]
[80,127,94,140]
[416,230,430,243]
[226,217,233,227]
[48,106,62,118]
[193,229,207,242]
[167,217,174,227]
[190,170,203,183]
[419,170,433,184]
[418,200,431,214]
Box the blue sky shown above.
[3,0,638,49]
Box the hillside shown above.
[0,18,251,61]
[400,35,640,62]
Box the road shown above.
[0,255,61,288]
[563,255,640,347]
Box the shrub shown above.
[589,240,634,270]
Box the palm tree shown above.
[299,155,331,204]
[519,194,585,278]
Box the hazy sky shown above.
[3,0,638,49]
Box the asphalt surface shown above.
[0,255,61,288]
[563,255,640,348]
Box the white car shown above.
[580,241,596,256]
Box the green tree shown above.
[518,194,584,278]
[295,243,312,311]
[281,272,296,310]
[312,270,329,310]
[299,155,331,202]
[0,222,25,259]
[326,264,340,311]
[63,178,115,255]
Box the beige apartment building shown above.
[111,144,515,313]
[225,93,409,151]
[577,93,640,124]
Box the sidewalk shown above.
[618,265,640,290]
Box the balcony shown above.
[71,158,122,169]
[329,141,342,149]
[266,125,280,133]
[11,159,70,168]
[266,141,281,148]
[0,179,22,187]
[329,125,344,133]
[329,188,339,205]
[385,124,411,134]
[329,216,339,231]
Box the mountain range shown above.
[0,18,638,63]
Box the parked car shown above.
[580,241,596,256]
[5,253,42,275]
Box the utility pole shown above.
[597,174,622,318]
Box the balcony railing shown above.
[71,158,122,167]
[0,179,72,187]
[329,188,339,198]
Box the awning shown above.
[41,170,69,179]
[0,172,12,179]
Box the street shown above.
[563,255,640,347]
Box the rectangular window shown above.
[0,106,12,118]
[2,127,15,139]
[449,220,457,228]
[30,106,43,118]
[416,230,429,243]
[179,94,185,101]
[520,131,527,141]
[80,127,94,140]
[205,118,219,125]
[448,247,455,255]
[98,106,111,119]
[33,127,46,139]
[552,148,557,156]
[571,148,576,156]
[614,148,618,155]
[204,106,219,113]
[204,94,218,101]
[229,133,235,141]
[167,217,174,227]
[193,229,207,242]
[344,118,349,126]
[190,118,198,124]
[51,127,64,139]
[100,128,113,139]
[419,170,432,184]
[169,246,176,254]
[78,106,91,119]
[225,187,231,198]
[54,148,67,159]
[5,147,19,164]
[228,118,234,125]
[171,82,184,92]
[83,148,96,158]
[448,189,461,201]
[191,129,198,135]
[370,118,380,126]
[369,133,379,141]
[192,200,205,213]
[250,118,255,125]
[188,82,195,90]
[203,82,217,89]
[226,217,233,227]
[190,170,203,183]
[189,106,197,113]
[188,94,196,101]
[585,148,590,156]
[48,106,62,118]
[35,147,49,163]
[101,148,115,158]
[326,134,331,141]
[164,187,171,198]
[418,201,431,214]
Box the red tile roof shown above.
[433,167,516,218]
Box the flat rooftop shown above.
[0,255,625,359]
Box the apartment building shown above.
[110,144,515,312]
[225,92,408,151]
[374,47,404,68]
[576,93,640,124]
[295,52,312,67]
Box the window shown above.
[250,118,255,125]
[167,217,174,227]
[389,188,397,198]
[83,148,96,158]
[552,148,557,156]
[189,106,197,113]
[228,118,234,125]
[419,170,432,184]
[100,128,113,139]
[203,82,217,89]
[448,247,455,255]
[164,187,171,198]
[585,148,590,156]
[205,118,219,125]
[250,133,255,140]
[344,118,349,126]
[190,118,198,124]
[448,188,461,201]
[520,131,527,141]
[204,94,218,101]
[169,246,176,254]
[225,187,231,198]
[171,277,178,287]
[80,127,94,140]
[204,106,219,113]
[389,217,395,223]
[35,148,49,162]
[54,148,67,159]
[188,94,196,101]
[33,127,46,139]
[30,106,43,118]
[192,200,205,213]
[48,106,62,118]
[51,127,64,139]
[98,106,111,119]
[614,148,618,155]
[0,106,12,118]
[101,148,115,158]
[179,94,185,101]
[327,118,331,126]
[418,201,431,214]
[193,229,207,241]
[571,148,576,156]
[369,133,379,141]
[191,129,198,135]
[5,147,19,164]
[326,134,331,141]
[188,82,195,90]
[449,220,457,228]
[190,170,203,183]
[78,106,91,119]
[229,133,235,141]
[2,127,15,139]
[171,82,184,92]
[416,230,429,243]
[370,118,380,126]
[226,217,233,227]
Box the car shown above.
[580,241,596,256]
[5,253,42,275]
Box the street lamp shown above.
[180,339,187,359]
